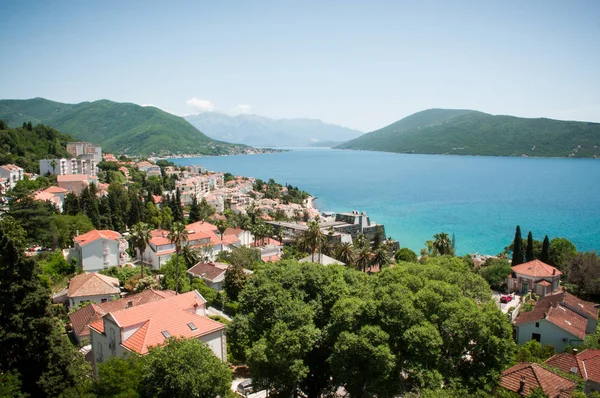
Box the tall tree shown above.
[188,195,201,223]
[168,222,188,294]
[334,242,355,266]
[433,232,453,256]
[130,222,151,278]
[215,219,228,240]
[540,235,550,263]
[511,226,524,266]
[304,218,326,262]
[223,264,247,301]
[526,231,535,262]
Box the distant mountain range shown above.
[0,98,257,156]
[185,112,363,147]
[337,109,600,158]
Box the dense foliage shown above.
[0,122,74,173]
[337,108,600,158]
[0,97,254,155]
[253,178,310,204]
[228,259,515,397]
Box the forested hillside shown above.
[0,121,74,172]
[337,109,600,158]
[0,98,255,156]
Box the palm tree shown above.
[335,242,355,266]
[168,222,188,294]
[433,232,452,256]
[355,246,372,272]
[130,222,151,278]
[215,219,228,240]
[181,244,200,269]
[305,219,326,262]
[372,245,391,271]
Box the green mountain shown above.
[0,122,75,173]
[336,109,600,158]
[0,98,256,156]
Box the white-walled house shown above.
[67,272,120,307]
[514,292,598,352]
[144,230,176,270]
[33,186,68,212]
[224,227,253,246]
[506,260,562,297]
[187,262,253,292]
[0,164,24,188]
[88,290,226,371]
[70,230,129,272]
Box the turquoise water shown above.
[171,149,600,255]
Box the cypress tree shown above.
[174,188,184,222]
[541,235,550,263]
[511,225,524,266]
[189,195,200,223]
[526,231,535,262]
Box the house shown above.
[299,252,345,266]
[57,174,99,195]
[187,262,253,291]
[545,349,600,395]
[67,142,102,164]
[506,260,562,297]
[88,290,227,370]
[69,289,175,344]
[33,186,68,212]
[67,272,121,307]
[514,292,598,352]
[136,161,161,177]
[144,229,176,269]
[500,362,576,397]
[224,227,253,246]
[70,230,129,272]
[0,164,24,188]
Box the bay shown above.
[171,148,600,256]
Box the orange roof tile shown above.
[546,305,588,340]
[57,174,92,182]
[501,362,576,397]
[512,260,562,278]
[44,186,68,194]
[546,349,600,383]
[562,291,599,320]
[74,229,122,245]
[90,291,225,355]
[68,272,120,298]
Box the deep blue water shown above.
[171,149,600,255]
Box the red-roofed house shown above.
[506,260,562,297]
[500,362,576,397]
[70,230,129,272]
[546,349,600,394]
[187,262,253,291]
[57,174,99,195]
[144,229,176,269]
[67,272,121,307]
[514,292,598,352]
[0,164,24,188]
[69,289,175,344]
[33,186,68,212]
[88,290,226,370]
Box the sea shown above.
[170,148,600,256]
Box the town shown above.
[1,136,600,398]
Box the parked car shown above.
[237,379,254,396]
[500,294,514,303]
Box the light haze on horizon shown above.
[1,0,599,132]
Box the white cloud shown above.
[186,97,216,113]
[228,104,252,115]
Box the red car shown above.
[500,294,513,303]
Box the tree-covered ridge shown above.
[0,97,258,156]
[337,108,600,158]
[0,122,75,173]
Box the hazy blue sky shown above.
[1,0,599,131]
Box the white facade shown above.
[70,237,128,272]
[0,164,24,188]
[67,142,102,164]
[516,319,584,353]
[70,293,119,307]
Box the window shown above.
[188,322,197,331]
[532,333,541,342]
[126,300,133,308]
[535,322,539,328]
[161,330,171,339]
[101,298,108,303]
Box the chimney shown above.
[518,376,526,394]
[573,348,579,355]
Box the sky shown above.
[1,0,599,132]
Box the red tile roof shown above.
[515,294,566,325]
[512,260,562,278]
[562,292,599,320]
[262,255,280,263]
[224,227,243,236]
[74,229,122,246]
[251,237,282,247]
[501,362,576,397]
[538,280,552,287]
[68,272,120,298]
[546,305,588,340]
[69,289,176,339]
[89,291,224,354]
[187,262,229,282]
[44,186,68,194]
[546,349,600,383]
[57,174,92,182]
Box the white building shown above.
[67,142,102,164]
[0,164,24,188]
[88,290,227,371]
[33,186,68,212]
[67,272,121,307]
[187,262,253,292]
[40,157,97,177]
[70,230,129,272]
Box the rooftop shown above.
[68,272,120,298]
[500,362,576,397]
[512,259,562,278]
[74,229,122,246]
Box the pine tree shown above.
[189,195,201,223]
[541,235,550,263]
[526,231,535,262]
[174,188,184,223]
[511,225,524,266]
[26,121,33,131]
